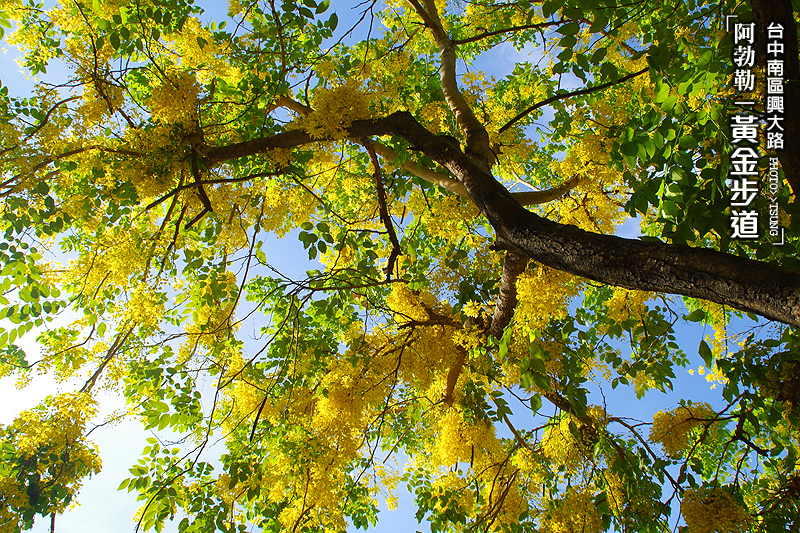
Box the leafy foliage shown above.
[0,0,798,532]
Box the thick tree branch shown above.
[370,140,465,195]
[391,112,800,327]
[511,175,580,205]
[206,129,315,164]
[406,0,494,168]
[266,95,314,116]
[541,389,592,426]
[489,251,528,338]
[371,140,578,205]
[204,111,800,326]
[443,347,466,407]
[190,149,214,214]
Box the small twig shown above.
[144,171,280,212]
[184,206,210,229]
[498,67,649,134]
[79,326,135,394]
[452,20,563,45]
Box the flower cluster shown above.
[431,409,498,467]
[681,487,751,533]
[540,486,602,533]
[540,416,586,473]
[302,81,371,140]
[0,392,101,527]
[606,288,653,323]
[650,402,717,458]
[148,71,200,126]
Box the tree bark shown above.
[383,111,800,326]
[490,252,529,338]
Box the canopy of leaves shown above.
[0,0,799,532]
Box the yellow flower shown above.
[650,402,717,458]
[462,300,482,318]
[301,81,371,140]
[540,416,585,473]
[0,392,102,522]
[541,486,602,533]
[681,487,751,533]
[148,71,200,126]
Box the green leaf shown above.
[699,340,713,368]
[541,0,559,18]
[654,82,670,103]
[685,309,706,322]
[621,142,638,157]
[530,371,551,391]
[591,47,607,64]
[557,22,580,35]
[679,135,698,150]
[530,395,542,413]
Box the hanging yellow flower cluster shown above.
[301,81,372,140]
[680,486,752,533]
[148,71,201,127]
[650,402,717,458]
[0,392,102,531]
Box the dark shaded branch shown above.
[363,140,402,279]
[498,67,649,135]
[184,207,210,229]
[206,129,316,164]
[144,172,281,211]
[268,0,288,75]
[250,393,270,442]
[489,251,528,338]
[190,148,214,214]
[732,412,769,456]
[540,388,591,425]
[202,111,800,326]
[452,21,562,45]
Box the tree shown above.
[0,0,798,531]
